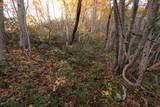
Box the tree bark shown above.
[122,0,159,86]
[105,8,113,41]
[113,0,120,71]
[17,0,30,48]
[91,0,97,32]
[113,0,126,74]
[69,0,82,45]
[0,0,6,61]
[136,31,153,85]
[62,0,71,45]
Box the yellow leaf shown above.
[102,90,112,96]
[32,1,40,5]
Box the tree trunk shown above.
[105,8,113,41]
[91,0,97,32]
[0,0,6,61]
[69,0,82,45]
[136,32,152,85]
[127,0,140,56]
[113,0,126,74]
[62,0,71,45]
[17,0,30,48]
[122,0,159,86]
[136,0,159,85]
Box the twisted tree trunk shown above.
[122,0,159,86]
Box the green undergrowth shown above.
[0,33,160,107]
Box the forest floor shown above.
[0,40,160,107]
